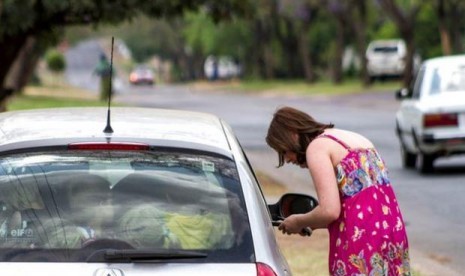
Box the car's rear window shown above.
[429,65,465,95]
[0,150,253,262]
[372,46,398,53]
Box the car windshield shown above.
[429,65,465,95]
[0,149,252,262]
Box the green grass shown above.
[8,94,108,111]
[191,78,402,96]
[235,79,402,95]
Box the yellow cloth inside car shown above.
[165,212,232,249]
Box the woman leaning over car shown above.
[266,106,411,276]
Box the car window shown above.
[429,64,465,95]
[373,46,398,53]
[0,150,252,262]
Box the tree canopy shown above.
[0,0,464,109]
[0,0,252,107]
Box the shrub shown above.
[45,49,66,73]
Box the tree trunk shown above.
[298,33,315,82]
[176,52,190,81]
[282,18,300,78]
[437,0,452,55]
[351,0,369,86]
[0,33,29,110]
[394,16,416,87]
[376,0,420,87]
[332,18,344,84]
[450,6,464,53]
[5,36,40,93]
[297,20,315,83]
[403,31,416,87]
[192,53,205,80]
[438,26,452,55]
[254,19,274,79]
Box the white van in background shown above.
[366,39,420,81]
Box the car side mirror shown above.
[395,88,411,100]
[268,193,318,225]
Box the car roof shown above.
[422,54,465,67]
[0,107,231,154]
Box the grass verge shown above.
[8,85,106,110]
[189,79,402,96]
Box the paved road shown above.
[66,40,465,275]
[65,39,125,93]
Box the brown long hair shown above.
[266,106,334,167]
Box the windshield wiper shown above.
[103,249,208,262]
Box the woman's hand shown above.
[278,214,306,235]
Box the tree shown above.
[433,0,465,55]
[0,0,252,109]
[374,0,425,87]
[279,0,320,83]
[183,12,253,79]
[348,0,370,86]
[325,1,351,84]
[248,0,276,79]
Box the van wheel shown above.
[400,144,417,168]
[418,153,435,174]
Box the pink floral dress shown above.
[320,134,411,276]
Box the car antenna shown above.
[103,36,115,134]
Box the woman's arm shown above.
[279,139,340,234]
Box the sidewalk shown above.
[246,149,462,276]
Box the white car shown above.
[395,55,465,173]
[0,107,317,275]
[366,39,420,81]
